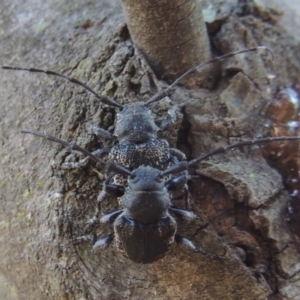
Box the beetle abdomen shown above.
[114,214,177,263]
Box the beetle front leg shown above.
[166,172,192,209]
[159,104,182,131]
[87,123,116,140]
[87,172,125,227]
[96,172,125,206]
[165,174,188,191]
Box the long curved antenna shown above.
[145,46,273,106]
[1,65,122,108]
[188,136,300,167]
[21,129,106,165]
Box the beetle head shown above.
[128,165,164,192]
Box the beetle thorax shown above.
[121,166,171,223]
[114,102,159,144]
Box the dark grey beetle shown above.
[21,130,300,263]
[1,47,269,205]
[4,46,300,262]
[1,47,274,215]
[94,163,200,264]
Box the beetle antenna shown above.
[188,136,300,167]
[145,46,273,106]
[1,65,122,108]
[21,129,106,165]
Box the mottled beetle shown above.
[1,47,271,210]
[3,46,300,262]
[1,47,278,233]
[21,129,300,263]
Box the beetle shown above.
[21,129,300,263]
[0,48,270,172]
[0,47,274,210]
[93,162,207,264]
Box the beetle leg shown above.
[169,206,197,221]
[62,148,111,170]
[104,184,125,198]
[100,210,123,224]
[87,173,125,227]
[93,233,115,250]
[166,172,190,209]
[170,148,187,162]
[87,123,116,140]
[165,174,188,191]
[175,234,225,263]
[159,104,182,131]
[97,173,125,209]
[73,233,97,246]
[96,172,122,201]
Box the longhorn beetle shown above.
[0,51,270,170]
[1,47,274,216]
[21,129,300,263]
[3,47,300,262]
[0,46,273,221]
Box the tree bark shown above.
[121,0,216,87]
[0,0,300,299]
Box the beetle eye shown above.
[130,174,137,180]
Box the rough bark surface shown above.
[0,0,299,299]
